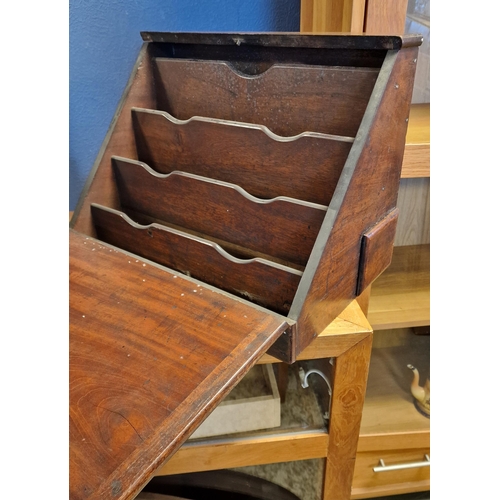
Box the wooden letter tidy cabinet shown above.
[69,32,421,500]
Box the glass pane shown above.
[405,0,430,103]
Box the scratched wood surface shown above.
[91,205,302,315]
[153,58,379,137]
[132,107,353,206]
[112,157,327,267]
[69,230,289,500]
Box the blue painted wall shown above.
[69,0,300,210]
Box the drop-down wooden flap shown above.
[70,229,289,500]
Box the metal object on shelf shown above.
[373,454,430,472]
[298,366,332,420]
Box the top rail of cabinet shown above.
[141,32,423,50]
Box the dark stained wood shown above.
[356,207,399,294]
[118,208,304,271]
[71,43,157,238]
[324,334,373,498]
[132,107,353,206]
[91,204,302,315]
[152,58,378,137]
[112,157,327,267]
[290,46,419,355]
[69,230,289,500]
[141,32,424,50]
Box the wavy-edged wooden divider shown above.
[131,107,353,206]
[153,58,379,137]
[111,157,327,268]
[91,204,302,315]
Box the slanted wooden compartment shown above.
[70,32,421,500]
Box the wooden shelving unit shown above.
[367,243,430,330]
[401,103,430,178]
[353,326,430,499]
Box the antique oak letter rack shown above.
[70,32,421,500]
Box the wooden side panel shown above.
[291,47,418,355]
[91,205,302,315]
[132,108,353,206]
[153,58,379,137]
[71,43,156,238]
[356,208,399,294]
[112,157,327,268]
[69,230,289,500]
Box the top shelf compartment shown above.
[152,58,379,137]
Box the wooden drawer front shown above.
[351,448,430,499]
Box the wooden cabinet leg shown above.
[322,334,372,499]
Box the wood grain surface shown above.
[401,103,430,178]
[356,208,399,294]
[300,0,367,33]
[69,230,289,500]
[290,46,418,355]
[91,205,302,315]
[132,107,353,206]
[153,58,378,138]
[112,157,327,267]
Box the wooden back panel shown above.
[112,157,327,267]
[132,108,353,206]
[153,58,379,137]
[91,205,302,315]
